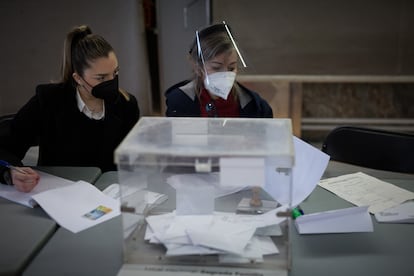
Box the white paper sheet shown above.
[0,170,74,207]
[219,236,278,263]
[295,206,373,234]
[318,172,414,214]
[374,200,414,223]
[264,136,330,207]
[186,222,256,255]
[255,224,283,236]
[145,212,176,243]
[220,157,265,188]
[159,215,213,245]
[32,181,120,233]
[165,243,222,256]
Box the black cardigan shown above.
[0,82,139,182]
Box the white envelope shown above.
[295,206,373,234]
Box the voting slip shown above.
[374,200,414,223]
[32,180,120,233]
[294,206,373,234]
[0,170,74,208]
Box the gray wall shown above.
[0,0,151,116]
[157,0,210,114]
[2,0,413,116]
[213,0,414,75]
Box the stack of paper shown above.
[143,206,287,263]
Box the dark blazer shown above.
[165,80,273,118]
[0,82,139,181]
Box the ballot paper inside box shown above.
[114,117,294,274]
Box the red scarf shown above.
[199,88,240,117]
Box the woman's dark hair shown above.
[60,25,114,85]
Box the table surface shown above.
[0,166,101,276]
[291,163,414,276]
[20,162,414,276]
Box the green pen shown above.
[292,207,304,219]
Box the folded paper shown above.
[295,206,373,234]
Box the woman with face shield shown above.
[165,22,272,118]
[0,25,140,192]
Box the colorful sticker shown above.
[83,205,112,220]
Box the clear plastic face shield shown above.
[196,21,247,100]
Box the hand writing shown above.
[11,167,40,192]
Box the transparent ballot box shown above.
[115,117,294,276]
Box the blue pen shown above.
[0,160,27,174]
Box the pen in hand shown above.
[0,160,40,192]
[0,160,27,174]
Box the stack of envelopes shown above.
[143,207,287,263]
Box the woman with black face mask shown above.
[0,25,140,193]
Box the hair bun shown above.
[71,25,92,46]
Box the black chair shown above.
[321,126,414,174]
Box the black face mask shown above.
[91,75,119,103]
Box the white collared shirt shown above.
[76,90,105,120]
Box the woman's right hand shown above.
[11,167,40,192]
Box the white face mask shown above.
[204,71,236,100]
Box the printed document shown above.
[318,172,414,214]
[374,200,414,223]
